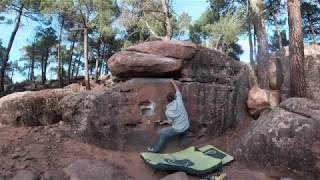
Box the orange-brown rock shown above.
[60,76,249,150]
[107,40,238,81]
[247,86,280,118]
[235,98,320,179]
[125,40,197,59]
[107,51,183,78]
[0,89,72,127]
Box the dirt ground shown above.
[0,118,283,180]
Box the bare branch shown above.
[144,20,164,40]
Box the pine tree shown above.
[287,0,307,97]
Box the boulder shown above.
[160,172,188,180]
[63,159,131,180]
[305,55,320,100]
[108,41,240,81]
[0,89,72,127]
[125,40,197,59]
[63,41,249,150]
[247,86,280,117]
[278,45,320,101]
[181,47,242,83]
[268,56,283,90]
[107,51,183,78]
[60,76,249,150]
[234,98,320,179]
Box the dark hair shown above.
[167,92,176,102]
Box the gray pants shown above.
[151,127,188,153]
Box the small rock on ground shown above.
[160,172,188,180]
[63,159,131,180]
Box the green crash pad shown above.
[198,145,234,165]
[140,146,233,176]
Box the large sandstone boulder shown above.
[125,40,197,59]
[0,89,72,127]
[107,51,183,78]
[108,41,238,82]
[234,98,320,179]
[60,76,248,150]
[247,86,280,117]
[62,41,249,150]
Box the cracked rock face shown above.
[234,98,320,179]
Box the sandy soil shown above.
[0,118,279,180]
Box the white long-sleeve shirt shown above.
[165,90,190,132]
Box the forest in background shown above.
[0,0,319,95]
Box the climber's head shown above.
[167,92,176,103]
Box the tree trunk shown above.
[67,32,77,84]
[41,55,45,84]
[250,0,270,89]
[57,17,64,88]
[273,14,282,49]
[11,69,14,81]
[31,44,35,86]
[215,34,222,50]
[105,61,108,75]
[94,58,99,82]
[71,55,77,79]
[307,14,317,44]
[43,49,49,83]
[248,27,254,65]
[76,56,81,78]
[253,27,257,58]
[94,37,102,83]
[98,57,103,76]
[30,58,34,81]
[288,0,307,97]
[139,31,144,42]
[161,0,172,40]
[27,66,30,81]
[83,28,91,90]
[0,3,24,92]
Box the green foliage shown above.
[118,0,165,41]
[190,0,248,60]
[205,11,246,49]
[20,26,57,79]
[0,39,5,72]
[1,0,41,19]
[208,0,236,16]
[301,2,320,43]
[173,12,191,40]
[0,39,13,83]
[264,0,286,25]
[228,43,243,61]
[269,30,289,51]
[40,0,118,36]
[189,9,219,44]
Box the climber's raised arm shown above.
[170,79,180,93]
